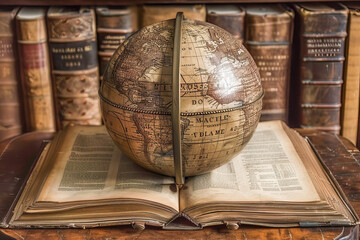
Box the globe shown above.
[99,17,263,177]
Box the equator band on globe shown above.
[99,13,264,179]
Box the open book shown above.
[4,121,359,229]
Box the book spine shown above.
[294,4,348,134]
[47,8,101,127]
[0,8,22,141]
[141,5,206,27]
[245,6,294,122]
[16,12,56,132]
[96,7,138,80]
[341,9,360,145]
[206,9,245,42]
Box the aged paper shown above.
[181,121,320,209]
[37,125,179,211]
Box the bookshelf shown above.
[0,0,355,5]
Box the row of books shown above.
[0,3,359,146]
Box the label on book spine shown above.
[248,45,290,121]
[98,32,132,51]
[50,40,97,71]
[302,37,346,60]
[0,37,14,58]
[20,44,47,69]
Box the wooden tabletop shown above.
[1,129,359,240]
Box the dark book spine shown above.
[292,4,348,134]
[16,8,56,133]
[0,8,22,141]
[96,6,138,80]
[245,5,294,122]
[47,8,101,128]
[206,6,245,42]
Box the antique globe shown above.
[99,15,263,177]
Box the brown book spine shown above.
[206,5,245,42]
[0,7,22,141]
[141,5,206,27]
[96,6,138,80]
[341,5,360,145]
[245,5,294,122]
[16,7,56,132]
[292,3,348,134]
[47,7,101,128]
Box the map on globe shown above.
[100,18,263,177]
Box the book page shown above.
[181,121,320,209]
[37,125,178,211]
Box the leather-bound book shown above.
[47,7,101,127]
[206,5,245,42]
[342,3,360,145]
[16,7,56,132]
[96,6,138,80]
[0,7,22,141]
[291,4,348,134]
[245,5,294,122]
[142,5,206,27]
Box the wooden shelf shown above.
[0,0,355,5]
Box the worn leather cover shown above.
[292,3,348,134]
[47,7,101,128]
[96,6,138,80]
[0,7,22,141]
[245,5,294,123]
[0,132,54,227]
[16,8,56,132]
[206,5,245,42]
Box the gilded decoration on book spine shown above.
[47,7,101,127]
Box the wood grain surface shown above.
[1,129,359,239]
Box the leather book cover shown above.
[206,5,245,42]
[141,5,206,27]
[47,7,101,128]
[0,131,54,227]
[0,7,22,142]
[16,7,56,133]
[291,3,348,134]
[245,5,294,122]
[342,3,360,146]
[96,6,139,80]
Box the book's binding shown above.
[0,130,359,230]
[96,6,138,81]
[0,132,54,228]
[293,3,348,134]
[245,4,294,123]
[16,7,57,133]
[163,212,201,230]
[47,7,101,128]
[0,7,23,142]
